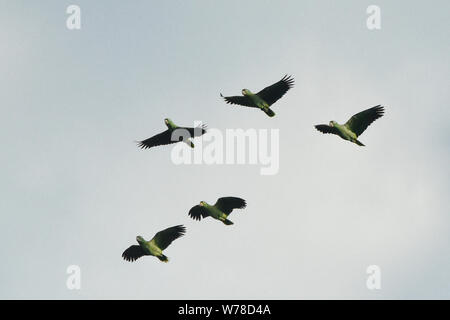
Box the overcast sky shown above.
[0,0,449,299]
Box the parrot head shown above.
[136,236,145,244]
[242,89,250,96]
[329,121,336,127]
[164,118,176,129]
[199,201,206,206]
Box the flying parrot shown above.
[315,105,385,146]
[220,75,294,117]
[188,197,247,225]
[136,118,207,149]
[122,225,186,263]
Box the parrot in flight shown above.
[136,118,206,149]
[188,197,247,225]
[315,105,385,146]
[122,225,186,263]
[220,75,294,117]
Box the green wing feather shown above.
[122,245,146,262]
[315,124,339,135]
[152,225,186,250]
[214,197,247,215]
[138,125,207,149]
[256,75,294,106]
[188,205,209,221]
[220,93,257,108]
[344,105,385,136]
[137,130,173,149]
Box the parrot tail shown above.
[222,219,234,225]
[158,254,169,263]
[355,139,365,146]
[263,108,276,117]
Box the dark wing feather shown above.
[344,105,385,136]
[122,245,146,262]
[315,124,340,135]
[179,124,208,137]
[256,75,294,106]
[214,197,247,215]
[136,130,173,149]
[188,205,209,221]
[220,93,257,108]
[152,225,186,250]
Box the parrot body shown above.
[139,237,166,261]
[244,90,275,117]
[329,122,364,146]
[201,201,233,225]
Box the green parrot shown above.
[315,105,385,146]
[188,197,247,225]
[220,75,294,117]
[122,225,186,263]
[137,118,207,149]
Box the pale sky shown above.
[0,0,449,299]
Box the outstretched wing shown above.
[188,205,209,221]
[178,124,208,137]
[220,93,257,108]
[315,124,340,135]
[122,245,146,262]
[344,105,385,137]
[256,75,294,106]
[136,130,173,149]
[152,225,186,250]
[214,197,247,215]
